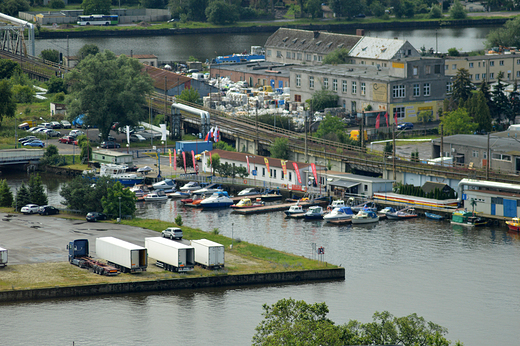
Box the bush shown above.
[175,214,183,226]
[49,0,65,9]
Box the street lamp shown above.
[15,112,21,148]
[231,222,234,249]
[118,196,121,222]
[149,97,154,146]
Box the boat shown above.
[323,207,355,222]
[380,206,397,214]
[327,200,345,210]
[152,179,176,191]
[129,184,150,199]
[425,212,445,220]
[199,191,234,208]
[351,210,380,224]
[182,192,213,205]
[237,187,261,196]
[231,198,265,209]
[179,181,202,192]
[192,183,223,195]
[169,191,191,198]
[450,209,489,227]
[83,163,144,186]
[284,203,305,216]
[144,190,168,202]
[304,206,325,220]
[351,201,378,213]
[386,207,418,220]
[214,46,265,64]
[506,217,520,231]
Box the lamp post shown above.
[118,196,121,222]
[231,222,234,249]
[149,97,154,146]
[15,112,21,148]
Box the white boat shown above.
[192,183,223,195]
[323,207,354,222]
[144,190,168,202]
[351,210,380,224]
[199,191,233,208]
[238,187,261,196]
[327,200,345,209]
[380,207,397,214]
[129,184,150,198]
[304,206,324,220]
[83,163,143,186]
[152,179,176,191]
[351,201,378,213]
[284,204,305,216]
[179,181,202,192]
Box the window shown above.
[517,71,520,78]
[500,60,504,66]
[294,94,301,102]
[469,74,473,80]
[425,65,431,74]
[292,52,295,59]
[472,150,479,158]
[445,65,448,70]
[296,74,301,87]
[413,84,420,97]
[364,184,368,192]
[492,153,511,161]
[361,82,366,95]
[469,62,474,68]
[490,61,495,66]
[313,55,317,61]
[273,169,276,178]
[423,83,431,96]
[475,74,480,80]
[394,106,405,119]
[392,85,405,98]
[306,54,312,61]
[413,66,418,75]
[482,73,486,80]
[517,59,520,65]
[276,51,282,58]
[318,56,323,62]
[435,65,441,74]
[289,172,292,181]
[270,169,272,177]
[490,72,494,79]
[333,79,338,91]
[407,49,412,55]
[267,50,271,56]
[446,82,453,93]
[262,167,265,176]
[297,53,302,60]
[286,51,291,59]
[323,77,329,89]
[309,76,314,88]
[483,152,487,159]
[342,80,347,93]
[352,81,357,94]
[452,64,457,70]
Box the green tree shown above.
[269,137,289,159]
[447,47,460,56]
[402,0,415,18]
[485,16,520,49]
[417,110,433,124]
[440,108,478,135]
[65,51,154,142]
[307,89,339,112]
[177,86,201,104]
[40,144,65,166]
[0,80,16,124]
[28,174,48,206]
[0,59,21,79]
[304,0,322,19]
[12,85,35,104]
[429,4,442,18]
[452,68,473,104]
[0,179,13,208]
[449,0,466,19]
[315,114,348,143]
[510,81,520,121]
[207,153,220,173]
[205,0,239,24]
[323,48,349,65]
[13,182,30,211]
[60,175,116,213]
[76,135,92,163]
[46,76,67,94]
[76,44,100,63]
[40,49,60,63]
[0,0,30,16]
[491,72,513,123]
[465,91,492,133]
[81,0,111,15]
[49,0,66,8]
[140,0,166,8]
[370,0,385,17]
[101,181,137,219]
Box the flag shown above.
[205,132,210,141]
[394,112,398,126]
[126,125,130,144]
[310,163,318,182]
[293,162,302,184]
[203,151,206,173]
[174,149,177,171]
[182,151,187,173]
[375,114,380,129]
[384,112,389,127]
[246,156,250,174]
[264,157,270,177]
[168,149,172,167]
[191,150,196,172]
[160,124,167,141]
[213,126,219,143]
[281,160,287,178]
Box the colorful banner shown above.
[174,149,177,171]
[281,160,287,177]
[246,156,250,174]
[375,114,380,129]
[182,151,187,173]
[264,157,270,177]
[385,112,389,127]
[292,162,302,184]
[394,113,398,126]
[191,150,196,172]
[310,163,318,182]
[168,149,172,167]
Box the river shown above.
[34,26,499,63]
[1,172,519,345]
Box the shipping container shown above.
[96,237,147,273]
[175,141,213,155]
[145,237,195,272]
[190,239,225,269]
[0,246,7,267]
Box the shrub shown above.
[49,0,65,9]
[175,214,183,226]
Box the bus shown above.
[77,15,118,26]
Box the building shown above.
[92,149,134,167]
[50,102,66,117]
[209,61,291,89]
[326,172,394,198]
[459,179,520,218]
[348,36,421,67]
[143,65,218,97]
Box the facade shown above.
[459,179,520,218]
[209,62,291,89]
[92,149,133,166]
[143,65,218,97]
[290,57,450,121]
[50,103,66,117]
[327,172,394,198]
[445,51,520,84]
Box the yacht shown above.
[144,190,168,202]
[323,207,354,222]
[237,187,261,196]
[351,210,379,224]
[179,181,202,192]
[83,163,143,186]
[284,204,305,216]
[152,179,176,191]
[192,183,223,195]
[304,206,324,220]
[199,191,234,208]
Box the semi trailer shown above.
[96,237,147,273]
[66,239,119,276]
[145,237,195,272]
[190,239,225,269]
[0,246,7,267]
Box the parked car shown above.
[28,126,44,133]
[41,122,52,129]
[23,140,45,148]
[38,205,60,215]
[61,120,71,129]
[18,122,31,130]
[129,134,146,142]
[50,121,62,129]
[43,129,61,137]
[19,136,36,143]
[32,127,48,134]
[69,130,85,138]
[101,141,120,149]
[397,122,414,130]
[98,133,116,141]
[161,227,183,240]
[86,212,107,222]
[21,204,40,214]
[20,138,41,145]
[59,136,75,144]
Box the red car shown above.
[59,136,75,144]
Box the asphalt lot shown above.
[0,212,161,265]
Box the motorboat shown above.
[323,207,354,222]
[181,191,213,205]
[304,206,324,220]
[179,181,202,192]
[231,198,265,209]
[199,191,234,208]
[192,183,223,195]
[237,187,261,196]
[351,210,380,224]
[425,212,445,221]
[451,209,489,227]
[386,207,418,220]
[380,207,397,215]
[284,203,305,216]
[351,201,378,213]
[129,184,150,198]
[169,191,191,198]
[144,190,168,202]
[152,179,176,191]
[83,163,143,186]
[506,217,520,231]
[327,200,345,210]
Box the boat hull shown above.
[200,202,233,208]
[506,223,520,231]
[425,212,444,220]
[351,217,379,224]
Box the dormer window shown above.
[282,37,288,42]
[292,38,298,43]
[316,41,322,46]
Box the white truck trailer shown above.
[145,237,195,272]
[95,237,147,273]
[0,246,7,267]
[190,239,225,269]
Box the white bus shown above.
[77,15,118,26]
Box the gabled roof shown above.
[209,149,313,170]
[142,65,191,91]
[422,181,452,194]
[349,37,419,60]
[264,28,362,55]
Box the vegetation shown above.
[0,80,16,125]
[268,137,289,160]
[13,174,48,210]
[0,0,29,16]
[307,89,339,112]
[439,108,478,136]
[449,0,467,19]
[486,16,520,49]
[177,86,201,104]
[323,48,349,65]
[101,181,137,218]
[40,49,60,64]
[81,0,111,15]
[395,182,457,200]
[0,179,13,208]
[174,214,183,226]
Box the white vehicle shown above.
[69,130,85,137]
[130,134,146,142]
[28,127,42,133]
[95,237,148,273]
[0,246,8,267]
[237,187,261,196]
[145,237,195,272]
[179,181,202,192]
[32,127,48,133]
[162,227,183,240]
[190,239,225,269]
[21,204,39,214]
[77,14,118,26]
[61,120,71,129]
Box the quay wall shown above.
[0,268,345,302]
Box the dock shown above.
[230,194,283,203]
[232,201,325,215]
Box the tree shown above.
[510,81,520,121]
[76,135,92,163]
[370,1,385,17]
[0,179,13,208]
[46,76,67,94]
[315,115,348,143]
[304,0,322,19]
[0,80,15,125]
[76,44,100,63]
[49,0,66,8]
[40,49,60,63]
[81,0,111,15]
[60,176,116,213]
[449,0,466,19]
[323,48,349,65]
[207,153,220,173]
[40,144,65,166]
[140,0,167,8]
[440,108,478,136]
[65,51,154,143]
[29,174,48,206]
[0,0,30,16]
[329,0,363,19]
[101,181,137,218]
[452,68,473,104]
[402,0,415,18]
[447,47,460,56]
[13,183,30,211]
[429,4,442,18]
[205,1,239,24]
[177,86,201,104]
[491,72,513,123]
[0,59,21,79]
[307,89,339,112]
[269,137,289,159]
[465,91,492,133]
[12,85,35,104]
[485,16,520,49]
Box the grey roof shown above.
[432,134,520,153]
[264,28,362,55]
[211,61,291,78]
[326,172,394,184]
[349,37,419,60]
[291,63,401,83]
[422,181,451,194]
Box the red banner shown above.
[168,149,172,167]
[394,112,398,126]
[191,150,196,172]
[182,151,186,173]
[174,149,177,171]
[246,156,250,174]
[264,157,270,177]
[311,163,318,182]
[292,162,302,184]
[375,114,380,129]
[385,112,389,127]
[281,160,287,177]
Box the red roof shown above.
[209,149,318,170]
[142,65,191,91]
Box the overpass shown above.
[0,149,44,169]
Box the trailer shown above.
[66,239,119,276]
[145,237,195,272]
[190,239,225,269]
[96,237,147,273]
[0,246,7,267]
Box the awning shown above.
[329,180,361,189]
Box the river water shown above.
[35,26,499,63]
[1,172,519,345]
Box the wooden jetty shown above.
[230,194,283,203]
[232,201,324,215]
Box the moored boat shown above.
[380,206,397,214]
[304,206,324,220]
[386,207,418,220]
[144,190,168,202]
[129,184,150,198]
[323,207,354,222]
[152,179,176,191]
[506,217,520,231]
[351,201,377,213]
[284,203,305,216]
[231,198,265,209]
[425,212,445,220]
[237,187,261,196]
[451,209,489,227]
[351,210,379,224]
[327,200,345,210]
[199,191,233,208]
[179,181,202,192]
[192,183,223,195]
[84,163,144,186]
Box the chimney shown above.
[314,31,320,39]
[356,29,365,36]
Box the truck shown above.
[190,239,225,269]
[66,239,119,276]
[96,237,148,273]
[18,120,37,130]
[0,246,7,267]
[145,237,195,272]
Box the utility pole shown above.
[66,35,69,72]
[440,124,444,167]
[255,102,259,155]
[392,124,396,180]
[486,132,490,179]
[360,110,365,148]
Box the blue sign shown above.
[252,170,257,176]
[462,194,467,200]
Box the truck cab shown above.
[162,227,183,240]
[67,239,89,262]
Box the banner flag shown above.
[264,157,270,177]
[182,151,186,173]
[293,162,302,184]
[246,156,250,174]
[311,163,318,182]
[281,160,287,177]
[168,149,172,167]
[385,112,389,127]
[375,114,380,129]
[174,149,177,171]
[191,150,196,172]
